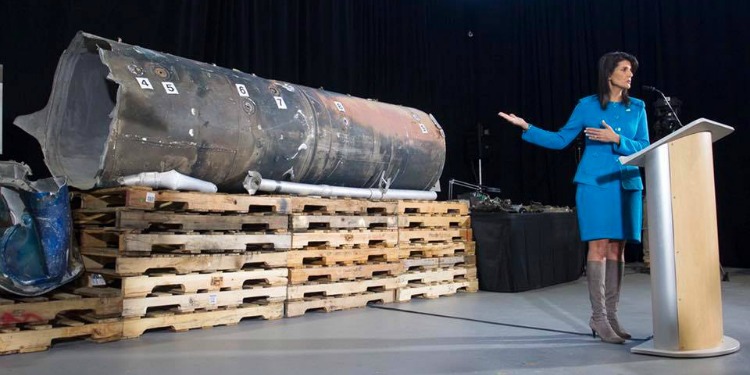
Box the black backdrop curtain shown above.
[1,0,748,267]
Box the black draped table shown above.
[470,211,586,292]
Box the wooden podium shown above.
[620,118,740,357]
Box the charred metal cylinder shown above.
[15,32,446,192]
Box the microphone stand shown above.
[644,86,684,128]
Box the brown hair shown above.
[597,52,639,109]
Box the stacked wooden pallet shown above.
[73,187,289,339]
[1,188,478,355]
[285,196,402,317]
[396,200,478,302]
[0,287,122,354]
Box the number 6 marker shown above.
[236,84,249,97]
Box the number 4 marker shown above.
[136,77,153,90]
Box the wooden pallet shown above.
[80,229,292,255]
[286,277,399,300]
[287,247,400,267]
[398,267,468,286]
[285,196,397,215]
[401,257,441,271]
[396,279,479,302]
[288,263,404,284]
[0,314,123,355]
[398,242,471,259]
[122,285,287,317]
[74,187,292,213]
[0,288,122,327]
[82,249,288,276]
[292,230,398,249]
[90,269,288,298]
[398,228,467,244]
[75,209,289,233]
[396,200,469,215]
[285,290,395,317]
[291,215,397,231]
[397,215,470,229]
[122,302,283,339]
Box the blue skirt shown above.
[575,183,642,243]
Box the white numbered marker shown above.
[136,77,153,90]
[145,192,156,203]
[236,84,249,97]
[162,82,179,94]
[274,96,287,109]
[419,123,429,134]
[209,294,218,305]
[334,101,346,112]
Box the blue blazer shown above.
[521,95,650,190]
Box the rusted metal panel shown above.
[15,32,445,192]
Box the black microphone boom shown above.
[642,85,684,128]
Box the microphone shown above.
[642,85,683,128]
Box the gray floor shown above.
[2,267,749,375]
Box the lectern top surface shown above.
[619,118,734,167]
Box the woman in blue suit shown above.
[499,52,650,344]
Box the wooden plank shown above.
[292,230,398,249]
[82,250,288,276]
[285,290,395,317]
[73,186,155,210]
[288,263,404,284]
[398,228,465,244]
[397,215,470,229]
[122,286,287,317]
[122,303,283,339]
[398,242,470,259]
[398,268,468,286]
[291,215,397,231]
[401,257,441,271]
[93,269,288,298]
[75,209,289,232]
[438,256,467,267]
[396,200,469,215]
[287,277,399,300]
[80,229,292,255]
[287,247,400,267]
[154,191,291,213]
[396,280,479,302]
[286,196,397,215]
[462,254,477,265]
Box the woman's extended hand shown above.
[584,120,621,145]
[498,112,530,131]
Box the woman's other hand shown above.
[584,120,621,145]
[498,112,530,131]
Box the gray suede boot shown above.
[587,261,625,344]
[605,260,631,339]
